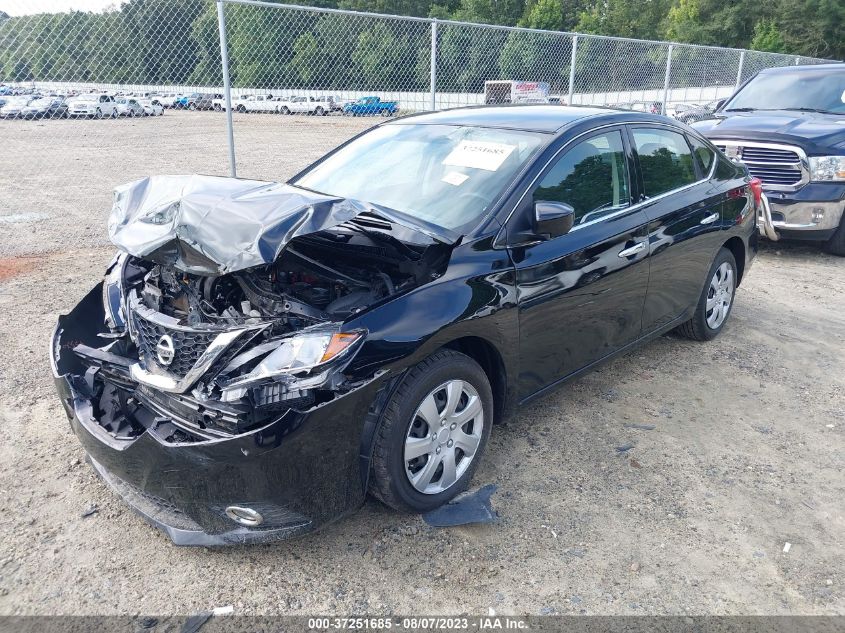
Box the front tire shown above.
[369,350,493,513]
[676,247,737,341]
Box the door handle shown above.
[618,241,647,258]
[700,212,720,225]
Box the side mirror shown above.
[534,201,575,239]
[715,98,726,111]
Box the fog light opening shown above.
[225,506,264,527]
[811,208,825,224]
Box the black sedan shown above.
[51,106,759,545]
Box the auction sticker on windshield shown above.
[443,140,515,171]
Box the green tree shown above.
[750,19,785,53]
[576,0,671,40]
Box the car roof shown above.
[389,105,671,133]
[760,63,845,74]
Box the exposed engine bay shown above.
[134,233,432,328]
[65,225,450,445]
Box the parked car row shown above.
[210,93,399,116]
[0,93,165,120]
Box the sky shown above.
[0,0,123,15]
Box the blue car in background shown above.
[343,96,398,116]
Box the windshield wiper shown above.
[725,107,757,112]
[782,107,842,115]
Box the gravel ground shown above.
[0,111,843,616]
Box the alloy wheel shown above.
[404,379,484,495]
[706,261,734,329]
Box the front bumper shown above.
[759,184,845,242]
[51,286,384,546]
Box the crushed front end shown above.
[50,176,451,545]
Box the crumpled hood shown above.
[108,174,453,276]
[693,111,845,152]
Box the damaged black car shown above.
[51,106,759,545]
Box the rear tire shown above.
[368,350,493,513]
[824,216,845,256]
[676,247,738,341]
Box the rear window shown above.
[632,128,698,197]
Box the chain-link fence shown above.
[0,0,833,180]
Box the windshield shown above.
[725,69,845,114]
[76,94,98,102]
[293,123,546,231]
[31,98,52,106]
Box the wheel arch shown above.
[722,236,746,285]
[440,336,507,425]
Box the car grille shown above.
[132,312,217,377]
[715,142,806,190]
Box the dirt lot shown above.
[0,110,842,616]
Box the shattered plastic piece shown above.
[783,542,792,553]
[616,443,635,454]
[423,483,497,527]
[81,504,99,518]
[624,423,656,430]
[109,175,454,275]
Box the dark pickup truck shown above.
[693,63,845,255]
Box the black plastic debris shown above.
[423,484,497,527]
[180,612,212,633]
[615,443,635,454]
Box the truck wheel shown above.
[281,106,290,115]
[314,106,324,116]
[188,102,197,111]
[95,108,103,119]
[824,217,845,256]
[368,350,492,513]
[214,104,222,112]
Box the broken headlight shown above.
[102,252,128,330]
[220,326,365,393]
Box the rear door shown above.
[508,127,651,398]
[628,125,727,331]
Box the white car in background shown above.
[277,95,326,115]
[140,99,164,116]
[0,95,34,118]
[156,93,183,108]
[114,97,145,117]
[67,93,118,118]
[244,95,285,113]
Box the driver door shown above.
[507,127,651,398]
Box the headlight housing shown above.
[808,156,845,182]
[221,326,365,392]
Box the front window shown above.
[533,130,630,226]
[294,123,547,231]
[725,69,845,114]
[77,94,98,102]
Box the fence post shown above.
[661,44,673,115]
[567,35,578,105]
[429,19,438,111]
[795,57,800,65]
[216,0,236,178]
[735,50,745,91]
